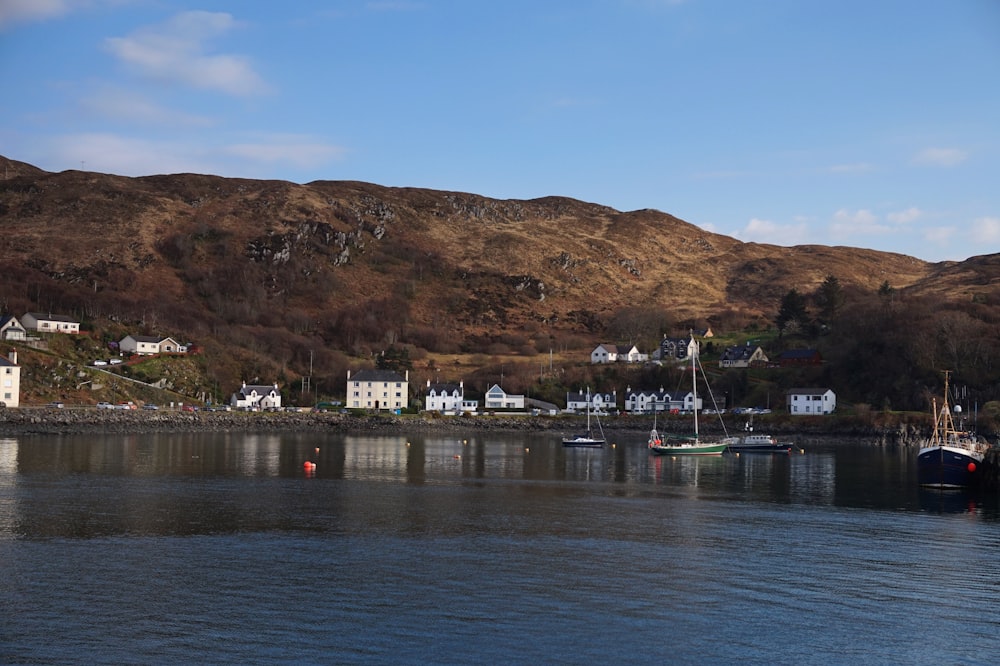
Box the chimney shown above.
[8,349,16,365]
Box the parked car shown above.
[96,402,113,409]
[47,401,65,409]
[92,360,108,366]
[109,358,123,365]
[142,404,159,410]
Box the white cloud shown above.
[44,133,216,176]
[80,87,214,127]
[223,137,348,168]
[887,206,922,224]
[923,226,956,244]
[0,0,76,28]
[830,208,890,238]
[911,147,967,167]
[734,217,810,246]
[104,11,270,96]
[970,216,1000,245]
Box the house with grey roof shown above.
[347,369,409,411]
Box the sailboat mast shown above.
[689,336,699,442]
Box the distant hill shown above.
[1,155,998,409]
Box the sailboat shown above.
[562,388,606,448]
[917,371,990,488]
[649,336,731,456]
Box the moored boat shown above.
[917,371,990,489]
[728,433,793,453]
[649,336,731,457]
[563,387,605,448]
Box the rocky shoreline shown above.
[0,407,933,444]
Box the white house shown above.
[566,389,616,414]
[0,315,26,341]
[484,384,524,410]
[231,382,282,410]
[119,335,187,356]
[21,312,80,334]
[590,344,648,364]
[0,349,20,408]
[624,387,701,414]
[786,388,837,415]
[425,379,465,413]
[347,369,409,411]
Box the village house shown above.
[230,382,282,410]
[719,342,769,369]
[484,384,525,410]
[590,343,648,364]
[565,389,617,414]
[624,386,701,414]
[0,315,26,341]
[347,369,409,411]
[776,349,823,366]
[786,388,837,415]
[21,312,80,334]
[656,336,690,361]
[425,379,466,413]
[119,335,187,356]
[1,349,20,408]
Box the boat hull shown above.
[729,443,793,453]
[562,437,605,448]
[917,445,984,489]
[650,442,728,456]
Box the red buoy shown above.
[968,462,976,473]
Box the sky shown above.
[1,1,999,262]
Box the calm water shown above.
[2,431,999,665]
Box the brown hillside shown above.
[1,155,998,403]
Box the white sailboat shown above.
[649,336,731,456]
[563,387,606,448]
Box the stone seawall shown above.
[0,407,966,441]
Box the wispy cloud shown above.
[911,147,967,167]
[830,208,890,237]
[887,206,921,224]
[104,11,270,96]
[734,217,810,246]
[223,136,348,168]
[0,0,79,29]
[970,216,1000,245]
[41,132,346,178]
[80,87,214,127]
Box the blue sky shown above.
[2,1,998,262]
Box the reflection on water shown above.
[3,433,998,520]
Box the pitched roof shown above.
[351,369,407,382]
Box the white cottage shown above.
[21,312,80,334]
[231,382,282,410]
[786,388,836,415]
[425,379,465,413]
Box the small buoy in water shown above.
[303,461,316,471]
[454,454,461,460]
[968,462,977,473]
[315,447,320,454]
[463,439,468,445]
[406,441,410,447]
[524,447,530,453]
